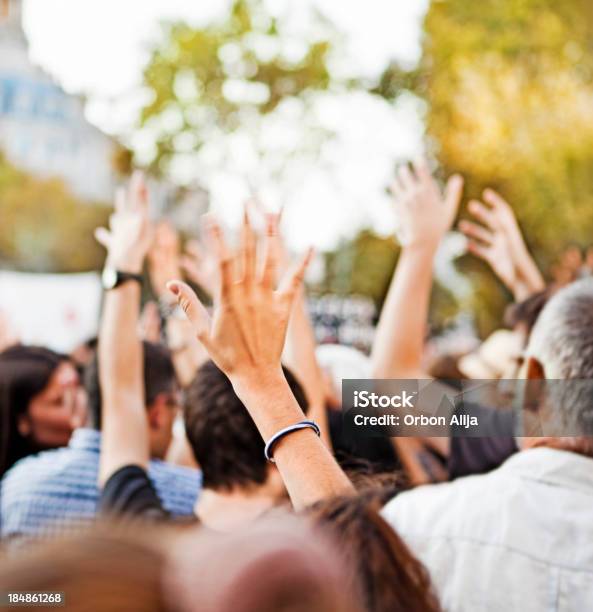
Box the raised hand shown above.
[460,190,544,299]
[138,301,162,343]
[167,209,312,386]
[95,172,152,274]
[391,159,464,249]
[148,220,182,297]
[459,213,517,291]
[180,235,219,299]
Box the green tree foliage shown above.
[321,231,399,305]
[417,0,593,331]
[0,153,109,272]
[140,0,337,175]
[321,230,460,331]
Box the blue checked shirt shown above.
[0,428,201,546]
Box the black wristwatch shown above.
[102,268,143,290]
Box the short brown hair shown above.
[184,361,308,491]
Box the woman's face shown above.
[18,362,87,450]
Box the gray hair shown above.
[526,278,593,436]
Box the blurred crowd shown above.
[1,163,592,612]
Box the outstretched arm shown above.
[96,174,153,486]
[256,212,331,449]
[371,159,464,379]
[369,160,463,486]
[167,211,353,509]
[148,221,209,386]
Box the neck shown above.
[521,436,593,458]
[195,485,285,531]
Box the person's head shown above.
[504,286,556,345]
[520,278,593,452]
[306,489,440,612]
[0,345,85,477]
[184,360,308,495]
[174,514,362,612]
[0,517,360,612]
[0,527,168,612]
[85,341,179,459]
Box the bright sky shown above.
[22,0,429,251]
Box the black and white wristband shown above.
[264,420,321,463]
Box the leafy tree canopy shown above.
[415,0,593,331]
[139,0,344,175]
[0,153,109,272]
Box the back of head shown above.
[0,525,169,612]
[184,360,308,491]
[1,518,360,612]
[172,514,362,612]
[526,278,593,437]
[85,341,176,429]
[528,279,593,380]
[504,286,556,340]
[307,490,441,612]
[0,345,66,476]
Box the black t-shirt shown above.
[99,465,173,521]
[449,402,518,479]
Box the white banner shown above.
[0,271,102,353]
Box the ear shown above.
[525,356,545,380]
[147,396,167,430]
[17,414,31,437]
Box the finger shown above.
[468,200,498,229]
[180,256,204,287]
[114,187,127,214]
[459,220,493,245]
[241,208,256,285]
[467,240,492,262]
[390,179,403,200]
[94,227,111,249]
[398,164,415,190]
[413,157,432,184]
[129,170,148,212]
[277,248,314,300]
[444,174,464,215]
[206,218,233,299]
[185,239,203,261]
[483,189,510,211]
[167,281,211,341]
[260,214,280,288]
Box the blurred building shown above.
[0,0,117,201]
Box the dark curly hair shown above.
[184,360,308,491]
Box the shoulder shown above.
[99,465,169,521]
[2,447,80,490]
[381,470,497,538]
[147,460,201,488]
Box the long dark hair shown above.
[307,488,441,612]
[0,345,67,477]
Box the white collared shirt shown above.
[382,448,593,612]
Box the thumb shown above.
[94,227,111,249]
[444,174,464,215]
[166,280,211,340]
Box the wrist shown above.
[231,367,306,439]
[106,257,143,275]
[231,365,286,398]
[401,241,439,258]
